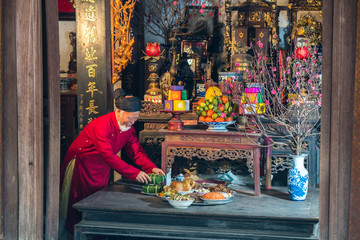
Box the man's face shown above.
[118,110,140,129]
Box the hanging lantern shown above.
[145,43,161,57]
[295,47,311,60]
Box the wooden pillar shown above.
[320,0,357,239]
[43,0,61,239]
[349,1,360,238]
[2,0,44,239]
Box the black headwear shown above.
[114,88,142,112]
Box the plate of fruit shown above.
[195,86,236,132]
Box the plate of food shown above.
[199,192,234,205]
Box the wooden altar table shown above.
[160,128,262,196]
[73,183,319,239]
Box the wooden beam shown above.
[2,0,19,238]
[321,0,357,239]
[43,0,61,239]
[349,1,360,238]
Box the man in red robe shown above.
[60,88,165,234]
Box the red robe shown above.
[60,111,157,232]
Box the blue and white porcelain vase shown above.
[287,154,309,201]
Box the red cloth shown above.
[60,111,157,233]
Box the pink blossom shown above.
[173,1,177,5]
[231,112,235,117]
[286,99,289,102]
[314,50,317,54]
[274,34,278,38]
[208,12,214,17]
[221,112,226,118]
[265,100,270,105]
[235,62,240,67]
[245,69,249,73]
[250,42,253,47]
[314,91,319,95]
[271,89,276,95]
[305,39,308,43]
[311,86,315,90]
[230,84,234,88]
[218,12,222,16]
[319,94,322,98]
[305,69,309,73]
[316,74,319,78]
[248,75,253,79]
[200,9,204,13]
[286,56,291,61]
[260,70,263,74]
[227,90,231,94]
[286,69,291,74]
[277,87,280,91]
[272,67,277,72]
[195,0,199,3]
[295,82,299,87]
[201,3,206,8]
[308,79,312,84]
[317,101,322,107]
[257,41,263,48]
[191,3,194,6]
[296,72,300,76]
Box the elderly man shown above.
[60,88,165,234]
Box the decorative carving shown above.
[165,147,254,176]
[249,11,262,22]
[111,0,136,84]
[179,135,240,144]
[140,101,168,115]
[144,123,168,130]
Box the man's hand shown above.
[152,168,165,176]
[136,171,151,184]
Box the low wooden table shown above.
[160,128,262,196]
[73,183,319,239]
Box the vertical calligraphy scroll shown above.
[76,0,108,131]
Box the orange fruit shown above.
[199,116,206,122]
[226,117,233,122]
[207,109,215,117]
[215,117,225,122]
[198,98,205,105]
[221,95,228,104]
[205,117,214,122]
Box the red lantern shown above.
[295,47,311,60]
[145,42,161,57]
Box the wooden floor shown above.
[73,182,319,239]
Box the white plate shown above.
[199,197,234,205]
[156,194,168,201]
[140,191,158,196]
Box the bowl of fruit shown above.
[196,86,237,132]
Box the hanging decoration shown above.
[111,0,136,84]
